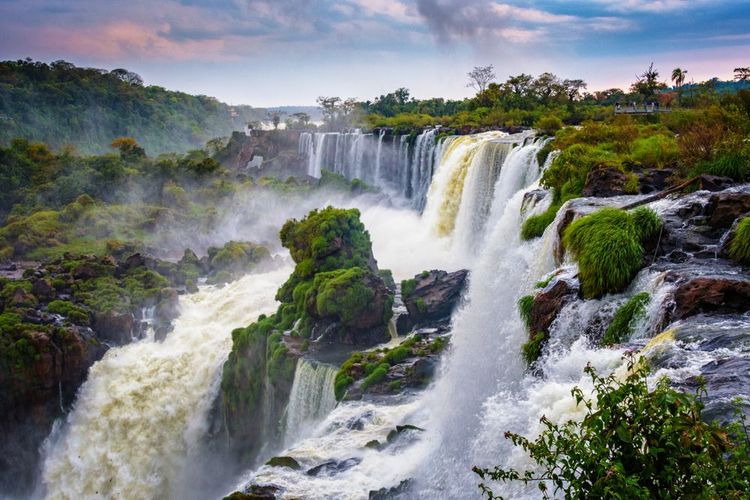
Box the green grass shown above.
[601,292,650,346]
[521,203,560,240]
[522,331,548,365]
[563,207,661,299]
[729,216,750,265]
[401,278,417,299]
[518,295,534,328]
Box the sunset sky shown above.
[1,0,749,106]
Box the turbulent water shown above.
[36,129,747,500]
[40,268,290,499]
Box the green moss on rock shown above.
[602,292,650,346]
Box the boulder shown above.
[705,191,750,229]
[31,278,55,300]
[698,174,735,192]
[92,310,134,345]
[399,270,468,333]
[637,168,675,194]
[306,457,361,477]
[670,277,750,321]
[529,278,580,335]
[266,456,301,470]
[582,166,627,198]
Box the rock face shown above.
[669,277,750,321]
[706,191,750,229]
[582,166,628,197]
[529,278,580,336]
[398,269,468,334]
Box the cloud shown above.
[590,0,708,12]
[349,0,421,24]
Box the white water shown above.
[41,268,290,500]
[284,360,337,447]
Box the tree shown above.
[110,137,145,161]
[267,111,284,130]
[531,73,562,103]
[631,62,666,99]
[317,96,342,130]
[562,79,587,102]
[110,68,144,86]
[671,67,688,89]
[474,358,750,499]
[505,74,534,97]
[735,67,750,82]
[467,65,496,94]
[291,112,310,126]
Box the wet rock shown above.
[92,310,134,345]
[637,168,675,194]
[698,174,735,192]
[265,456,301,470]
[369,479,412,499]
[386,424,425,444]
[582,166,627,197]
[31,278,55,300]
[521,189,547,213]
[306,457,362,477]
[705,191,750,229]
[10,287,37,307]
[670,277,750,321]
[224,484,282,500]
[399,269,468,334]
[153,288,179,342]
[529,278,580,335]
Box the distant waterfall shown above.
[298,129,443,209]
[284,359,337,446]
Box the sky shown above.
[1,0,749,106]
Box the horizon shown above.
[1,1,748,107]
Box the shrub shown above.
[383,346,409,365]
[601,292,650,346]
[534,115,563,136]
[474,360,750,499]
[361,362,389,390]
[629,134,678,169]
[521,331,547,365]
[563,207,661,299]
[47,299,90,325]
[541,144,621,202]
[401,278,416,299]
[691,151,750,182]
[729,216,750,265]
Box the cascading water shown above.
[298,129,442,209]
[284,360,337,447]
[40,268,290,500]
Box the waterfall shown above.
[284,360,337,446]
[297,129,441,208]
[40,268,290,500]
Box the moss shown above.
[207,240,271,284]
[729,216,750,265]
[521,203,559,240]
[266,456,301,470]
[401,278,416,299]
[415,298,427,313]
[563,207,661,299]
[535,275,554,289]
[541,144,622,202]
[522,331,548,365]
[383,346,409,365]
[518,295,534,328]
[361,362,389,390]
[47,300,90,325]
[602,292,650,346]
[536,141,555,166]
[312,267,377,326]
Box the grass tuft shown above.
[601,292,650,346]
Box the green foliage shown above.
[312,267,376,326]
[563,207,661,299]
[47,299,90,325]
[629,134,678,169]
[602,292,650,346]
[383,346,410,365]
[401,278,417,299]
[361,362,389,390]
[729,216,750,265]
[520,203,559,240]
[474,360,750,499]
[0,59,264,155]
[521,331,547,365]
[207,241,271,284]
[534,115,563,136]
[518,295,534,329]
[542,144,622,202]
[536,141,554,167]
[691,151,750,181]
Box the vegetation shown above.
[520,203,561,241]
[518,295,534,329]
[475,360,750,499]
[0,59,265,154]
[729,216,750,265]
[563,207,661,299]
[601,292,651,346]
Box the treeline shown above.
[0,59,265,155]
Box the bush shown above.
[401,278,417,299]
[541,144,621,202]
[360,362,389,390]
[691,151,750,182]
[563,207,661,299]
[601,292,650,346]
[729,216,750,265]
[534,115,563,136]
[474,360,750,498]
[521,331,547,365]
[629,134,678,169]
[521,203,559,240]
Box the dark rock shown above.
[521,189,547,213]
[637,168,675,194]
[265,456,301,470]
[670,277,750,321]
[386,424,425,444]
[306,457,361,477]
[31,278,55,300]
[224,484,282,500]
[698,174,735,192]
[153,288,179,342]
[705,191,750,229]
[369,479,412,499]
[529,278,580,335]
[582,166,627,197]
[92,310,134,345]
[399,269,468,334]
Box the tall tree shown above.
[671,67,687,89]
[631,62,666,99]
[467,65,496,94]
[562,79,587,102]
[735,67,750,81]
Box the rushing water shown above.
[40,268,290,499]
[284,360,337,447]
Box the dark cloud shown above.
[415,0,485,41]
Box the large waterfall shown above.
[284,360,337,447]
[40,268,290,499]
[298,129,444,209]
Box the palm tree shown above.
[671,68,687,89]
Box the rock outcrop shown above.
[397,269,468,334]
[582,166,628,197]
